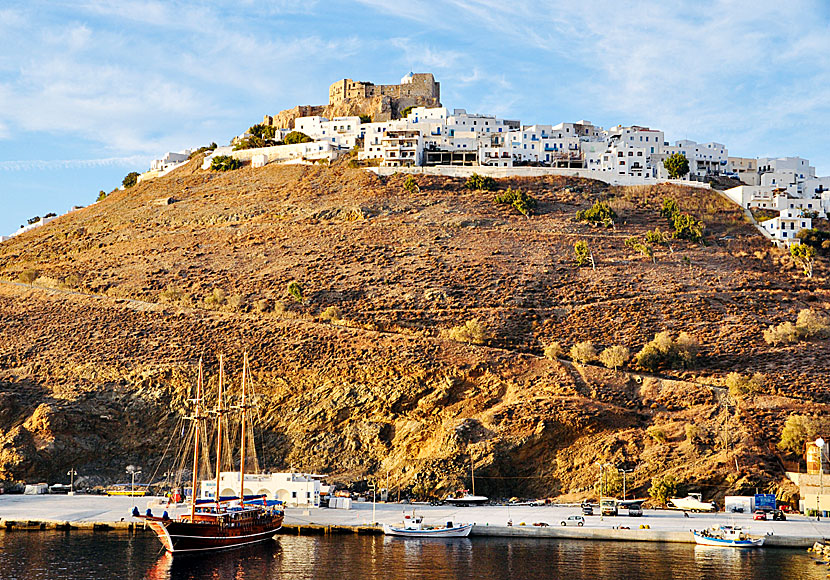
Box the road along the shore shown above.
[1,495,827,548]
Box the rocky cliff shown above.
[0,161,827,501]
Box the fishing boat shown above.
[444,454,489,507]
[135,354,284,554]
[693,525,765,548]
[383,513,473,537]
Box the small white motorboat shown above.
[693,526,765,548]
[444,493,489,507]
[383,514,473,538]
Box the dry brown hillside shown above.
[0,160,828,501]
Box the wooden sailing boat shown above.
[137,354,284,554]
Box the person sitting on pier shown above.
[132,507,140,518]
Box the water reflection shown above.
[0,530,826,580]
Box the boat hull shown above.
[143,514,283,553]
[693,532,764,548]
[383,523,473,537]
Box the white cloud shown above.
[0,155,148,171]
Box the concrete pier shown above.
[1,494,827,548]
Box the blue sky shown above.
[2,0,830,235]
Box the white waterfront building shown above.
[200,472,324,507]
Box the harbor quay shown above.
[1,494,828,548]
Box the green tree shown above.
[284,131,312,145]
[122,172,140,188]
[287,281,304,303]
[663,153,690,179]
[96,190,107,202]
[649,475,678,506]
[725,372,764,398]
[399,106,414,119]
[210,155,242,171]
[570,341,597,365]
[403,175,420,193]
[599,345,630,370]
[249,124,277,140]
[359,114,372,123]
[574,240,590,267]
[778,415,818,454]
[660,198,680,220]
[576,200,617,227]
[791,243,817,278]
[671,212,705,242]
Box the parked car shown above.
[753,510,767,521]
[561,515,585,527]
[628,504,643,517]
[581,504,594,516]
[772,509,787,521]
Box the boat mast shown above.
[214,355,224,508]
[190,357,204,521]
[470,454,475,496]
[239,352,248,505]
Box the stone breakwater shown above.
[1,495,828,548]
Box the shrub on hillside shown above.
[159,286,186,304]
[204,288,227,308]
[778,415,820,454]
[635,331,700,371]
[227,294,246,311]
[287,281,304,304]
[210,155,242,171]
[725,372,764,398]
[494,187,536,216]
[599,345,630,370]
[796,308,830,338]
[570,341,597,365]
[671,212,705,242]
[646,426,668,444]
[574,240,591,267]
[403,175,420,193]
[576,200,616,227]
[644,228,668,245]
[465,173,497,191]
[122,172,140,188]
[97,190,107,202]
[447,319,488,345]
[18,268,39,286]
[790,243,817,278]
[625,236,653,260]
[763,321,799,345]
[320,305,342,322]
[543,342,563,360]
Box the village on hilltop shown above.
[5,73,828,249]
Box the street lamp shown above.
[67,469,78,496]
[126,465,142,497]
[817,438,825,521]
[369,482,377,526]
[618,468,634,501]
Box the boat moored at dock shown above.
[383,514,473,537]
[693,526,765,548]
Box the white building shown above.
[200,472,323,507]
[150,150,192,172]
[758,208,811,246]
[658,140,728,178]
[381,130,423,167]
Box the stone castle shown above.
[264,73,441,129]
[327,73,440,106]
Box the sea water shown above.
[0,530,823,580]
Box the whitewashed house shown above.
[201,472,323,507]
[759,209,811,246]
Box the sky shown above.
[2,0,830,235]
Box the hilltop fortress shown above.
[264,73,441,129]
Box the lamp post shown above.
[817,438,825,521]
[369,482,377,526]
[126,465,142,497]
[67,468,77,496]
[619,468,634,501]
